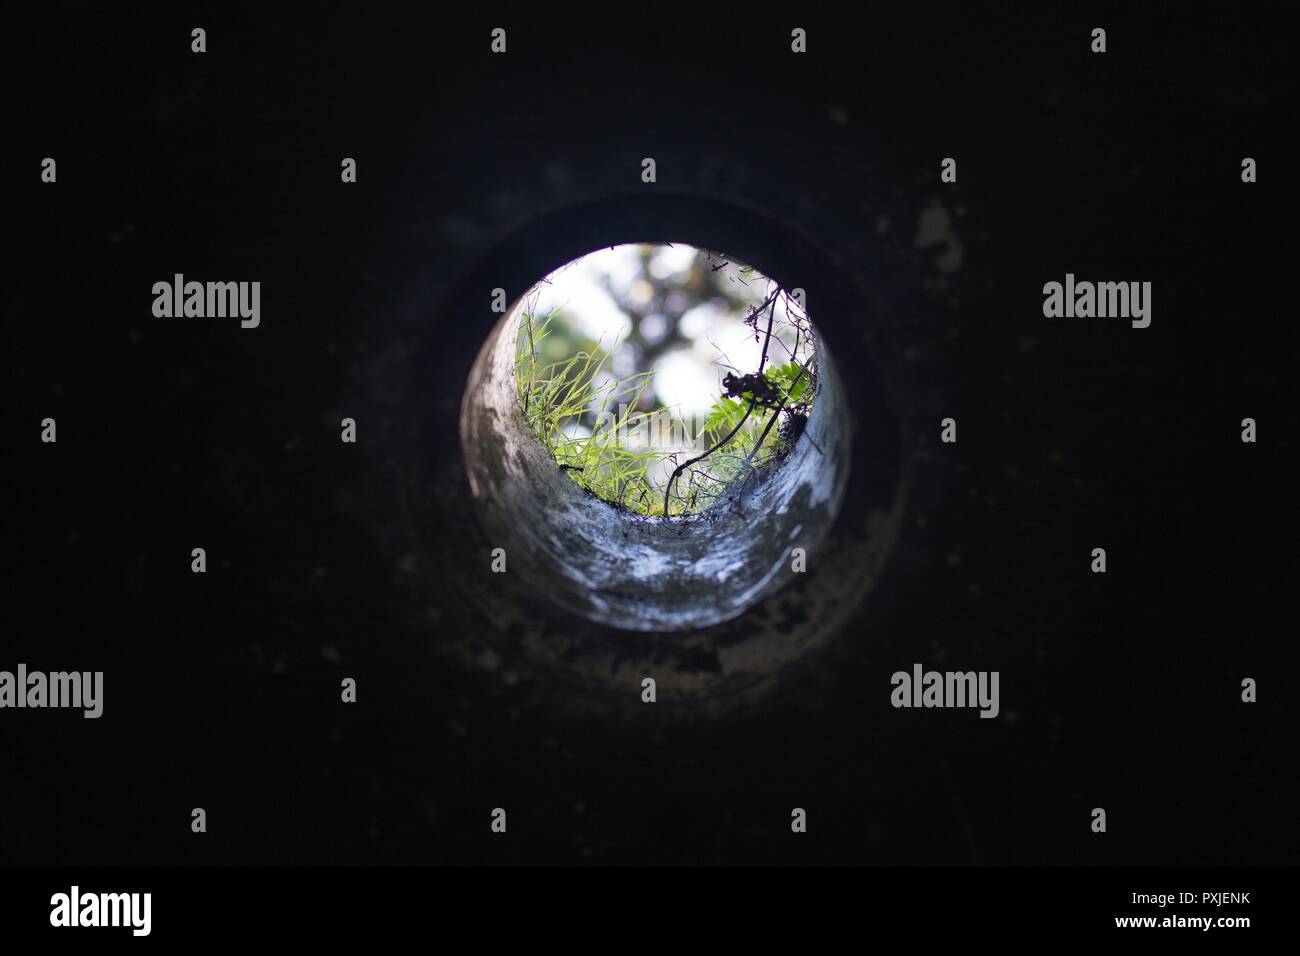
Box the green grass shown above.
[514,298,815,517]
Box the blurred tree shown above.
[598,246,766,412]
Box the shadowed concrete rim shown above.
[397,191,908,701]
[460,280,852,631]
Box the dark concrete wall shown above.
[7,8,1294,865]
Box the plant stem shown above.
[662,399,757,516]
[662,290,781,515]
[757,290,777,373]
[741,362,809,470]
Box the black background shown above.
[5,4,1296,868]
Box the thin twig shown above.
[662,292,781,515]
[757,290,778,373]
[662,399,757,515]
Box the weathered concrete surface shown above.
[461,275,856,632]
[391,193,908,704]
[15,10,1289,865]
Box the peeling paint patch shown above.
[914,199,964,275]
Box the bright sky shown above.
[526,244,778,416]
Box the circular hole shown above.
[460,241,853,632]
[513,244,818,517]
